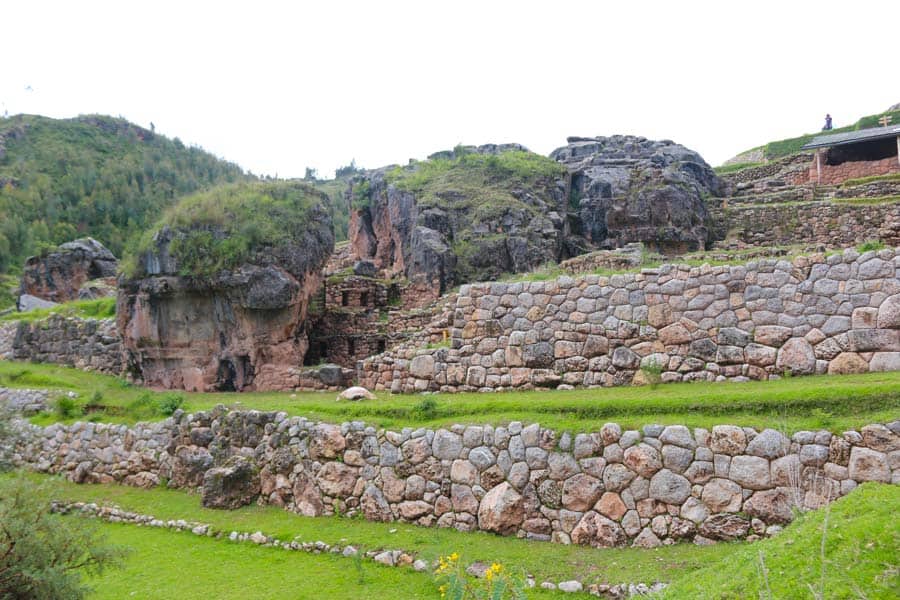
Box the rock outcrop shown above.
[348,145,574,298]
[551,136,724,254]
[348,138,723,298]
[117,182,334,392]
[19,238,118,303]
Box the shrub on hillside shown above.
[0,475,125,599]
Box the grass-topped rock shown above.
[118,181,334,393]
[348,144,572,297]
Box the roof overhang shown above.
[802,126,900,150]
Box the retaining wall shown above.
[710,203,900,250]
[11,410,900,548]
[1,315,122,375]
[361,248,900,393]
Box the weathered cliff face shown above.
[19,238,118,303]
[552,136,724,254]
[348,139,723,297]
[348,145,575,298]
[118,189,334,392]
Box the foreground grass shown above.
[89,523,441,599]
[662,483,900,599]
[3,361,898,433]
[30,474,729,594]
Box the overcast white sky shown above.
[2,1,898,178]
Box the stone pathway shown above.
[52,500,667,598]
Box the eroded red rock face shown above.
[119,223,333,392]
[20,238,118,302]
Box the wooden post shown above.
[816,150,822,183]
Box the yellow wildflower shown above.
[449,552,459,561]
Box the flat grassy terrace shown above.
[12,475,899,599]
[21,474,733,598]
[2,361,899,433]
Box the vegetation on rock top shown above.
[122,181,330,279]
[0,114,249,274]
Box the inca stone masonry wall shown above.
[10,410,900,548]
[0,315,122,375]
[710,203,900,250]
[361,248,900,393]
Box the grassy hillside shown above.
[122,181,332,279]
[722,108,900,169]
[663,483,900,599]
[0,114,251,274]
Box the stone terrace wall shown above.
[710,203,900,249]
[11,410,900,548]
[0,315,122,375]
[360,248,900,393]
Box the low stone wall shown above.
[710,203,900,250]
[11,410,900,548]
[0,387,51,414]
[1,315,122,375]
[361,248,900,393]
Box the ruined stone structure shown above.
[10,410,900,548]
[361,248,900,393]
[304,260,443,369]
[19,238,118,303]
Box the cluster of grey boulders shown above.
[11,408,899,550]
[361,247,900,393]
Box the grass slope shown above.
[3,361,898,433]
[662,483,900,599]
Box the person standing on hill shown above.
[823,114,833,130]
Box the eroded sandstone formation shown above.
[117,185,334,392]
[551,135,724,254]
[19,237,118,303]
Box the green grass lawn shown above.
[19,475,900,599]
[3,361,898,433]
[663,483,900,599]
[89,523,442,599]
[30,474,731,596]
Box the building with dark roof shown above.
[800,124,900,184]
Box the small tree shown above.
[0,475,125,599]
